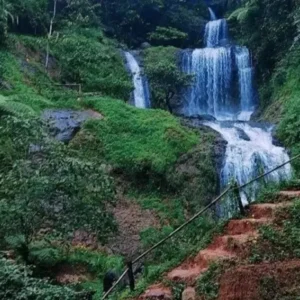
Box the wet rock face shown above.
[42,109,102,143]
[236,127,251,141]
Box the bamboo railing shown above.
[102,153,300,300]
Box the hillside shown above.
[0,0,300,300]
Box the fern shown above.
[0,95,36,116]
[5,234,26,250]
[228,0,259,23]
[29,240,62,267]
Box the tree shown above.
[45,0,58,69]
[10,0,49,35]
[148,26,188,47]
[228,0,259,23]
[0,0,14,44]
[144,46,192,113]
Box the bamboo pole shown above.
[101,154,300,299]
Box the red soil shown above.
[140,284,172,300]
[137,196,296,300]
[279,190,300,197]
[218,260,300,300]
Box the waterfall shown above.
[182,48,233,119]
[205,19,228,47]
[235,46,254,120]
[208,7,217,20]
[181,12,255,121]
[181,8,292,207]
[124,51,150,109]
[205,122,292,206]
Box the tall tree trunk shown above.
[45,0,57,70]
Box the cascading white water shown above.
[124,51,150,109]
[182,48,233,119]
[205,122,292,205]
[181,8,292,207]
[235,46,254,120]
[205,19,228,48]
[181,14,254,121]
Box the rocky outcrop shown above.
[170,119,226,209]
[42,109,102,143]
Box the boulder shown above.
[42,109,103,143]
[189,114,217,122]
[236,128,251,141]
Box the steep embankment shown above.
[0,30,224,298]
[136,190,300,300]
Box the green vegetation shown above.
[0,257,88,300]
[80,97,198,179]
[101,0,208,47]
[0,116,116,263]
[1,0,300,299]
[51,29,132,99]
[148,27,188,47]
[196,263,223,300]
[250,199,300,263]
[144,46,191,112]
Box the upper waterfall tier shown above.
[181,46,255,121]
[181,11,255,121]
[124,51,151,109]
[205,19,228,48]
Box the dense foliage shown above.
[0,257,87,300]
[144,46,191,112]
[0,116,116,263]
[51,29,132,99]
[101,0,208,47]
[228,0,296,105]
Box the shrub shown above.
[0,257,85,300]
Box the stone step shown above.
[226,218,270,235]
[167,248,235,283]
[249,202,291,219]
[167,264,205,283]
[208,233,258,254]
[279,190,300,199]
[139,284,172,300]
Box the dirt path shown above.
[137,191,300,300]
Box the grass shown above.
[249,198,300,263]
[0,29,222,300]
[196,263,223,300]
[80,97,199,177]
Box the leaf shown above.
[0,96,36,117]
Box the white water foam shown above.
[124,52,150,109]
